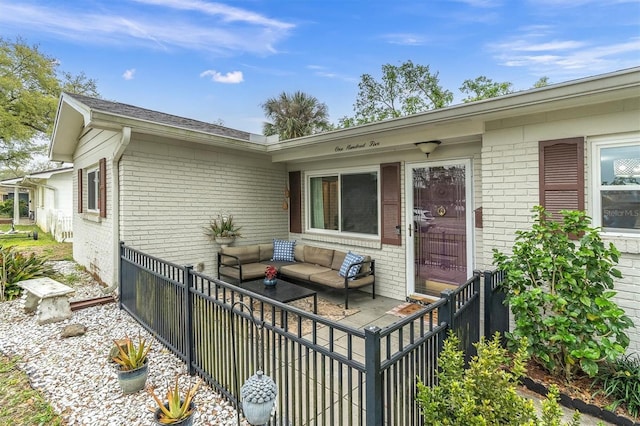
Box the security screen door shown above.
[408,160,472,296]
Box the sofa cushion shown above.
[294,244,305,262]
[259,244,273,262]
[272,239,296,261]
[309,270,375,290]
[339,252,364,278]
[220,245,260,265]
[331,250,347,271]
[303,246,334,268]
[219,262,266,281]
[280,263,331,281]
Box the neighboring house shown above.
[0,167,74,241]
[49,67,640,351]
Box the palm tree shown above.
[261,91,330,140]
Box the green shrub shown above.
[0,199,28,217]
[493,206,633,380]
[593,354,640,418]
[416,332,581,426]
[0,245,53,300]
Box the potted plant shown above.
[112,335,150,394]
[264,265,277,286]
[149,376,203,425]
[203,214,242,245]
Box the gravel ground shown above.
[0,261,245,426]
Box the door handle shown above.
[408,224,413,237]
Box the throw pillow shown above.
[339,251,364,279]
[272,239,296,262]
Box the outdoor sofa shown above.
[217,240,375,308]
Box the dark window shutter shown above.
[539,137,584,219]
[77,168,83,213]
[99,158,107,218]
[381,162,401,245]
[289,171,301,233]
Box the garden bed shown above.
[521,361,640,426]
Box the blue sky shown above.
[1,0,639,135]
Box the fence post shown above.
[184,265,194,375]
[438,290,454,354]
[365,325,382,426]
[483,270,492,339]
[119,241,124,310]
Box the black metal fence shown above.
[119,242,507,426]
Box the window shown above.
[308,170,378,236]
[87,167,100,212]
[593,135,640,234]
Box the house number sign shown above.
[334,140,380,152]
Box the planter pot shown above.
[116,360,148,394]
[214,236,235,245]
[154,402,195,426]
[263,278,277,287]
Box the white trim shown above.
[589,132,640,237]
[86,166,100,213]
[304,166,380,239]
[405,158,474,298]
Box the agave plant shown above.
[149,376,203,424]
[112,336,150,371]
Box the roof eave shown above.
[267,66,640,152]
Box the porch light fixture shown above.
[415,140,442,157]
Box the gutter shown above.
[105,126,131,294]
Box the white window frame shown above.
[87,166,100,213]
[306,166,380,238]
[590,132,640,236]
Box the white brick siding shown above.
[119,135,289,276]
[480,102,640,353]
[73,129,120,286]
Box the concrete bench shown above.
[18,277,75,324]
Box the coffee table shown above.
[241,279,317,314]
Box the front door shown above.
[407,160,472,297]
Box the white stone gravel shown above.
[0,261,247,425]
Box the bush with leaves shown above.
[416,332,581,425]
[593,353,640,418]
[0,245,53,300]
[493,206,633,380]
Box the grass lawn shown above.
[0,355,64,425]
[0,224,72,260]
[0,227,71,424]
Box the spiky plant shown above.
[111,336,149,371]
[149,376,203,424]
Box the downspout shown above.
[104,126,131,294]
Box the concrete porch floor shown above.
[306,286,406,330]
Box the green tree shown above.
[261,91,330,140]
[460,76,513,102]
[0,37,99,173]
[339,60,453,127]
[533,76,551,88]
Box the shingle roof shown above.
[66,93,253,141]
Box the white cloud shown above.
[122,69,136,80]
[200,70,244,83]
[0,1,294,56]
[381,33,427,46]
[489,23,640,76]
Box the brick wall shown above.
[119,135,290,276]
[480,104,640,353]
